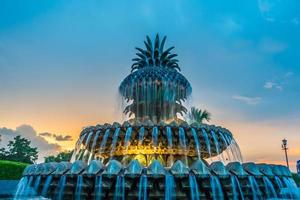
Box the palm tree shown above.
[187,107,211,123]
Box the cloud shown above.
[232,95,262,105]
[285,71,294,77]
[263,71,294,91]
[39,132,73,141]
[263,81,283,91]
[53,134,72,141]
[0,125,61,163]
[259,38,287,54]
[39,132,52,137]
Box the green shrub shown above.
[0,160,29,180]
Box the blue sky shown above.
[0,0,300,170]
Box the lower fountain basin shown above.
[15,159,300,200]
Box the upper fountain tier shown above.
[119,34,192,123]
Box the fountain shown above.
[15,34,300,199]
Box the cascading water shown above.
[33,175,41,195]
[166,126,173,166]
[81,131,94,161]
[14,176,28,198]
[282,177,300,199]
[88,129,101,163]
[71,132,87,162]
[230,175,244,200]
[23,176,34,196]
[211,131,223,162]
[165,174,175,200]
[138,127,145,146]
[98,128,110,160]
[219,131,232,162]
[55,175,67,200]
[41,175,53,197]
[274,176,287,198]
[189,173,200,200]
[262,176,277,199]
[152,126,158,149]
[124,127,133,150]
[210,175,224,200]
[75,175,83,200]
[191,128,201,160]
[114,175,125,200]
[201,129,212,158]
[110,128,121,159]
[248,176,262,200]
[95,175,103,200]
[138,174,148,200]
[178,127,188,165]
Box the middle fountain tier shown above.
[71,121,241,167]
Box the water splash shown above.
[55,175,67,200]
[75,175,83,200]
[191,128,201,159]
[210,175,224,200]
[230,175,244,200]
[189,173,200,200]
[138,175,148,200]
[262,176,277,199]
[248,176,262,200]
[114,175,125,200]
[41,175,53,197]
[165,174,175,200]
[95,175,103,200]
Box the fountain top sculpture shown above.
[119,34,192,123]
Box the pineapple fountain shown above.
[15,35,299,199]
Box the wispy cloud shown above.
[39,132,73,141]
[263,71,294,91]
[263,81,283,91]
[53,134,72,141]
[259,38,287,54]
[232,95,262,105]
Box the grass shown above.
[0,160,29,180]
[293,173,300,187]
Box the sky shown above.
[0,0,299,171]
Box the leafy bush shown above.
[0,160,29,180]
